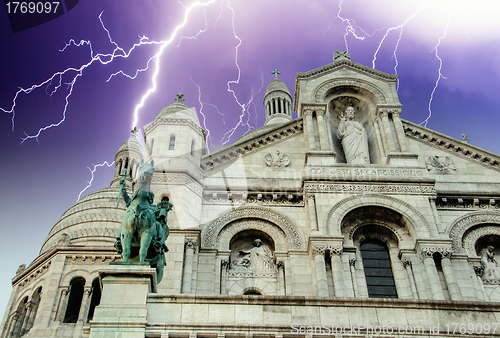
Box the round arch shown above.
[201,206,304,251]
[325,194,433,239]
[314,78,388,104]
[447,211,500,254]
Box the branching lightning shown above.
[420,13,454,128]
[77,161,115,201]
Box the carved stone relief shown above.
[426,156,456,174]
[480,246,500,284]
[448,212,500,253]
[264,151,290,167]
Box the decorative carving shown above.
[264,151,291,167]
[303,109,314,117]
[314,78,387,104]
[17,261,51,288]
[16,264,26,275]
[329,246,343,255]
[203,207,302,250]
[232,239,274,271]
[349,257,356,266]
[324,193,433,237]
[65,255,118,265]
[333,50,350,62]
[474,265,484,277]
[312,245,327,255]
[277,261,285,270]
[402,259,412,269]
[201,121,303,171]
[305,182,435,195]
[308,167,425,178]
[221,259,230,269]
[426,156,456,174]
[420,247,451,259]
[480,246,500,284]
[185,238,198,253]
[448,212,500,254]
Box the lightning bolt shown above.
[420,13,454,127]
[334,0,368,52]
[77,161,115,201]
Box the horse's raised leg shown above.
[121,230,132,262]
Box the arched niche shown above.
[229,229,275,271]
[447,211,500,254]
[325,86,378,164]
[201,206,304,252]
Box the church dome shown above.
[117,133,143,154]
[154,92,199,125]
[265,77,291,97]
[39,187,125,254]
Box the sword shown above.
[116,167,128,208]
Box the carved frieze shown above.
[449,212,500,253]
[17,261,51,288]
[305,182,435,195]
[308,167,426,179]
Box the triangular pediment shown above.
[403,119,500,173]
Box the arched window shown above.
[169,135,176,150]
[63,277,85,323]
[360,240,397,298]
[87,278,101,322]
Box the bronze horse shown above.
[115,160,172,283]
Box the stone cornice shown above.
[200,119,303,172]
[403,119,500,173]
[144,117,205,137]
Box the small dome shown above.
[155,92,199,124]
[265,78,291,97]
[117,133,142,154]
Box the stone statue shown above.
[480,246,500,284]
[235,239,273,270]
[337,106,370,164]
[114,159,173,283]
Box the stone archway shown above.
[447,211,500,254]
[201,206,304,251]
[325,194,433,239]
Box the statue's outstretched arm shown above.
[120,179,132,206]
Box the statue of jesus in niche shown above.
[337,106,370,164]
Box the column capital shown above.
[316,108,326,116]
[185,238,198,252]
[277,261,285,270]
[420,247,451,259]
[312,245,327,255]
[329,245,343,256]
[349,257,356,266]
[221,259,230,269]
[303,109,314,117]
[474,265,484,277]
[402,259,412,269]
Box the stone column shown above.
[182,238,197,293]
[379,110,396,153]
[316,108,329,151]
[403,259,419,299]
[392,110,408,152]
[58,287,70,322]
[329,247,345,297]
[313,246,329,297]
[440,252,463,301]
[19,303,33,335]
[307,194,319,231]
[279,98,284,114]
[77,286,92,323]
[7,313,19,338]
[349,257,359,297]
[304,109,316,151]
[373,118,386,160]
[421,249,445,300]
[278,261,286,295]
[428,197,440,236]
[220,260,229,295]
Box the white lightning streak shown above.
[420,13,454,127]
[130,0,217,130]
[77,161,115,201]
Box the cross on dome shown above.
[176,92,185,103]
[131,126,138,136]
[272,69,281,79]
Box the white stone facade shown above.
[3,52,500,338]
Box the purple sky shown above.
[1,0,499,315]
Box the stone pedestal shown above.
[89,263,156,338]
